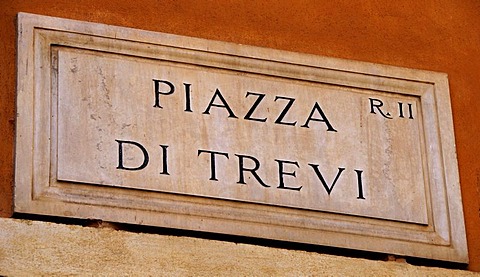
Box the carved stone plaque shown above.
[15,13,468,262]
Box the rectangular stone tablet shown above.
[14,13,468,262]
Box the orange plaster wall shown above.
[1,0,479,271]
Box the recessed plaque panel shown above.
[15,13,468,262]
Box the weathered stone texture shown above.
[0,218,475,276]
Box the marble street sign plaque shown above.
[15,13,468,262]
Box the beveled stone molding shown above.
[15,13,468,262]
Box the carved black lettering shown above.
[183,83,193,112]
[408,103,414,119]
[398,102,414,119]
[198,149,229,181]
[235,154,269,187]
[153,79,175,109]
[244,92,267,122]
[159,145,170,175]
[398,102,405,118]
[369,98,393,119]
[203,89,238,118]
[274,96,297,126]
[309,165,345,195]
[301,102,337,132]
[276,159,301,191]
[355,169,365,199]
[116,139,149,171]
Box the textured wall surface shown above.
[0,218,476,276]
[1,0,479,271]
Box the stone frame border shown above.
[14,13,468,262]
